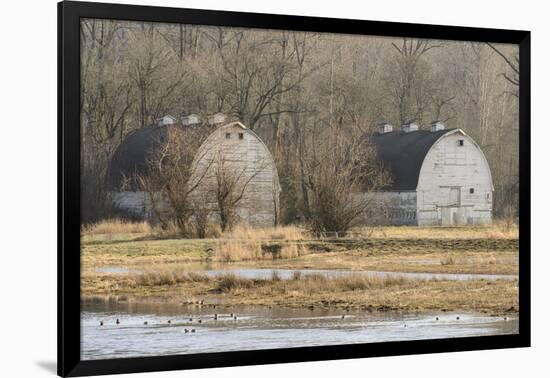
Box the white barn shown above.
[369,121,493,226]
[191,122,281,226]
[106,118,280,227]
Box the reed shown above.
[82,219,152,235]
[224,224,307,241]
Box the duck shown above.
[456,316,460,320]
[191,329,196,333]
[198,319,202,324]
[100,321,104,326]
[504,317,509,321]
[116,318,120,325]
[435,317,439,321]
[168,320,172,324]
[230,313,234,317]
[189,318,193,322]
[214,314,218,320]
[341,315,345,319]
[184,328,189,333]
[233,316,237,320]
[143,321,148,325]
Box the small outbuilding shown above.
[369,121,493,226]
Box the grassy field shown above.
[80,220,519,314]
[81,270,518,314]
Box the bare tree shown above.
[304,130,390,233]
[486,43,520,89]
[136,126,213,236]
[80,21,520,223]
[386,38,443,125]
[211,150,268,231]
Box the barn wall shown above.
[108,124,279,227]
[416,131,493,226]
[192,124,279,227]
[109,191,149,218]
[358,191,418,226]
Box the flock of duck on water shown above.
[98,312,511,332]
[99,312,241,333]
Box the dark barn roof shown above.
[107,123,217,190]
[371,129,456,191]
[106,125,168,190]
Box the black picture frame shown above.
[58,1,531,376]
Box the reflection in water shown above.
[81,300,518,360]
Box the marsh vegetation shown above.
[81,221,519,315]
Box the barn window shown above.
[225,133,231,139]
[238,133,244,140]
[458,139,464,146]
[470,188,475,194]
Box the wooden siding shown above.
[109,123,280,227]
[358,191,418,226]
[191,123,280,226]
[416,131,493,226]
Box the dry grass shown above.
[265,246,518,275]
[80,222,519,314]
[82,219,152,235]
[224,224,307,241]
[213,240,310,262]
[440,255,456,266]
[83,270,411,296]
[210,272,408,294]
[145,221,223,240]
[81,269,519,314]
[214,239,263,262]
[280,243,309,259]
[213,225,309,262]
[81,220,517,241]
[358,222,518,240]
[133,269,212,286]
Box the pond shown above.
[81,300,518,360]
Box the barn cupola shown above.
[181,113,201,126]
[207,112,228,125]
[430,121,445,132]
[377,123,393,134]
[402,121,419,133]
[156,114,176,126]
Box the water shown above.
[81,301,518,360]
[95,266,518,281]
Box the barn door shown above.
[441,208,452,226]
[449,188,460,206]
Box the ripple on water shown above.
[81,302,518,360]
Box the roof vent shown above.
[430,121,445,132]
[208,112,228,125]
[402,121,419,133]
[377,123,393,134]
[156,115,176,126]
[181,113,201,126]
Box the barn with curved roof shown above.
[369,121,493,226]
[107,117,280,227]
